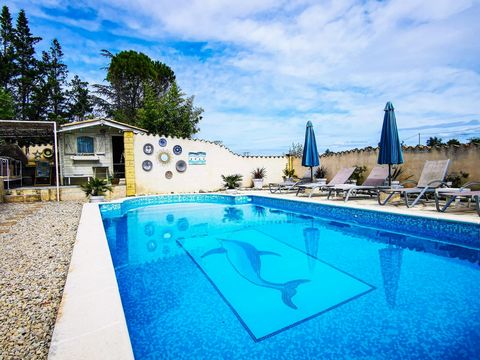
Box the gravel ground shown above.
[0,201,83,360]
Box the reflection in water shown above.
[303,227,320,272]
[378,246,403,308]
[144,222,155,237]
[253,205,267,218]
[147,240,157,252]
[177,218,189,231]
[166,214,175,224]
[202,238,309,309]
[222,207,244,223]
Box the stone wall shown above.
[292,144,480,183]
[132,134,288,194]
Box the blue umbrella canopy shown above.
[378,102,404,185]
[302,121,320,181]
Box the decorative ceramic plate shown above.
[173,145,182,155]
[176,160,187,173]
[165,171,173,179]
[159,138,167,147]
[158,151,171,164]
[142,160,153,171]
[143,143,154,155]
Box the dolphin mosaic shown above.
[202,238,309,309]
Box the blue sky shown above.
[5,0,480,154]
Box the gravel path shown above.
[0,201,83,360]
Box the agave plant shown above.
[282,166,295,179]
[251,167,267,179]
[81,178,112,197]
[314,166,328,179]
[221,174,243,189]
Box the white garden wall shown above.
[133,134,287,194]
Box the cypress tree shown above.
[12,9,41,120]
[44,38,68,122]
[0,5,15,92]
[66,75,93,121]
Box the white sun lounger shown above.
[378,160,451,208]
[327,166,390,202]
[296,167,356,198]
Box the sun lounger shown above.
[434,182,480,216]
[296,167,356,198]
[377,160,451,208]
[327,166,390,202]
[269,167,319,194]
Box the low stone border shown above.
[48,203,134,360]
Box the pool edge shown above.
[48,203,135,360]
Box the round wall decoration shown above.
[176,160,187,173]
[159,138,167,147]
[165,171,173,179]
[143,143,154,155]
[173,145,182,155]
[158,151,172,165]
[142,160,153,171]
[42,148,53,159]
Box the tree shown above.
[66,75,93,121]
[426,136,444,146]
[0,88,15,118]
[0,5,15,91]
[43,39,68,122]
[288,142,303,157]
[446,138,460,146]
[468,137,480,145]
[12,9,41,120]
[324,148,333,155]
[95,50,175,124]
[137,82,203,137]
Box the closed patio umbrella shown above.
[378,102,404,186]
[302,121,320,181]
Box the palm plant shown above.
[221,174,243,189]
[81,178,112,197]
[283,166,295,179]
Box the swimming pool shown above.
[101,195,480,359]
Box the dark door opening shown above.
[112,136,125,179]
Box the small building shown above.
[58,118,146,185]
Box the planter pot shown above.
[315,178,327,185]
[253,179,264,189]
[90,195,105,203]
[390,180,400,189]
[226,189,238,194]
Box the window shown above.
[77,136,94,154]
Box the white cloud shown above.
[6,0,480,152]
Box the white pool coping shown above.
[48,203,134,360]
[48,192,479,359]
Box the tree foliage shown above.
[446,138,460,146]
[66,75,93,121]
[0,87,15,118]
[95,50,175,124]
[137,82,202,137]
[426,136,444,147]
[0,5,15,92]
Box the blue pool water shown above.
[101,195,480,359]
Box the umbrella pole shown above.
[311,167,313,182]
[388,164,392,186]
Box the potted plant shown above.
[282,167,295,181]
[221,174,243,193]
[251,167,267,189]
[314,166,328,184]
[81,178,112,203]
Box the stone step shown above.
[4,194,42,203]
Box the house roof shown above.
[58,118,147,134]
[0,120,55,138]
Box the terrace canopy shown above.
[0,120,60,201]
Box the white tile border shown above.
[48,203,134,360]
[48,191,478,360]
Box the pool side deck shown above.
[48,192,479,360]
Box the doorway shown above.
[112,136,125,179]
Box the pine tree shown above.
[44,38,68,122]
[12,9,41,120]
[0,5,15,92]
[66,75,93,121]
[0,87,15,118]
